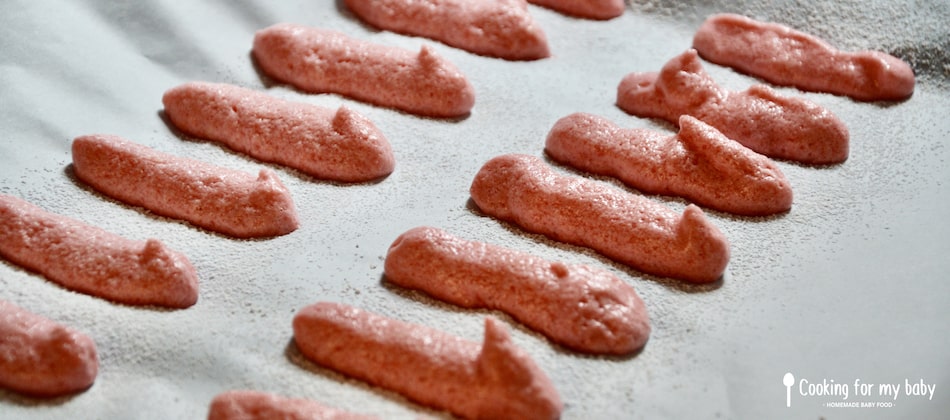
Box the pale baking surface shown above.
[1,1,948,419]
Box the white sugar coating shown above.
[0,1,948,419]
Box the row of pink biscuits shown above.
[58,77,401,253]
[242,0,660,411]
[134,1,916,416]
[0,192,219,395]
[256,1,732,418]
[163,35,538,417]
[250,0,635,115]
[13,1,916,416]
[0,18,405,403]
[284,221,653,418]
[256,3,789,228]
[0,64,410,403]
[214,8,924,420]
[1,249,568,416]
[201,2,652,418]
[590,14,916,281]
[615,14,913,165]
[243,2,734,417]
[335,2,897,287]
[0,192,195,395]
[551,13,914,288]
[333,1,738,279]
[0,134,295,307]
[251,2,657,418]
[384,9,915,417]
[259,3,659,418]
[63,23,464,303]
[493,18,826,295]
[0,5,533,409]
[524,11,917,279]
[0,4,559,413]
[0,96,363,395]
[0,130,284,395]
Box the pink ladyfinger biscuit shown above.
[252,24,475,118]
[616,49,849,164]
[293,302,562,420]
[208,390,377,420]
[0,300,98,397]
[384,226,650,355]
[0,195,198,308]
[545,113,793,216]
[72,135,299,239]
[693,13,915,102]
[343,0,550,61]
[528,0,625,20]
[470,154,729,283]
[162,82,395,182]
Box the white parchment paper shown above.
[1,1,948,418]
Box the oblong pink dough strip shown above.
[252,24,475,118]
[385,226,650,354]
[0,300,98,397]
[0,195,199,308]
[208,390,378,420]
[528,0,625,20]
[616,49,849,164]
[693,13,915,102]
[163,82,395,183]
[546,113,793,216]
[343,0,550,61]
[72,135,299,239]
[293,302,563,420]
[469,154,729,283]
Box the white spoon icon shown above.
[783,372,795,407]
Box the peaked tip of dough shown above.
[674,205,730,283]
[476,317,564,419]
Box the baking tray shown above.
[1,1,948,418]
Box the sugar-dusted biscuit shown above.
[528,0,625,20]
[546,113,793,216]
[252,24,475,117]
[0,300,98,397]
[343,0,550,61]
[163,82,395,182]
[693,13,915,102]
[385,226,650,354]
[293,302,562,420]
[0,194,199,308]
[617,49,849,164]
[72,134,299,238]
[470,154,729,283]
[208,390,378,420]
